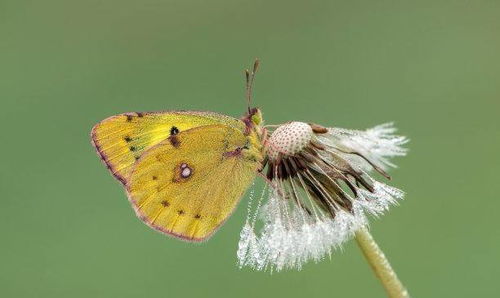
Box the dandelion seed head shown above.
[267,121,313,160]
[238,121,408,271]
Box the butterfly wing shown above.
[91,111,244,184]
[127,124,262,241]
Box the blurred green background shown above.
[1,0,499,297]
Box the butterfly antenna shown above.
[245,58,260,113]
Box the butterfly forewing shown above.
[91,111,244,184]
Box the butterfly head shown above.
[241,107,265,134]
[248,107,263,126]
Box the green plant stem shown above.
[355,227,409,298]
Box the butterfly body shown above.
[92,109,266,241]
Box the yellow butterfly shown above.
[92,59,407,271]
[92,61,267,241]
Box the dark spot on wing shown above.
[194,214,201,219]
[126,115,133,122]
[177,210,185,215]
[152,176,158,180]
[130,146,136,152]
[124,136,132,142]
[161,200,170,207]
[169,135,180,148]
[136,112,144,117]
[170,126,179,135]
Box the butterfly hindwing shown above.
[126,124,261,241]
[91,111,244,184]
